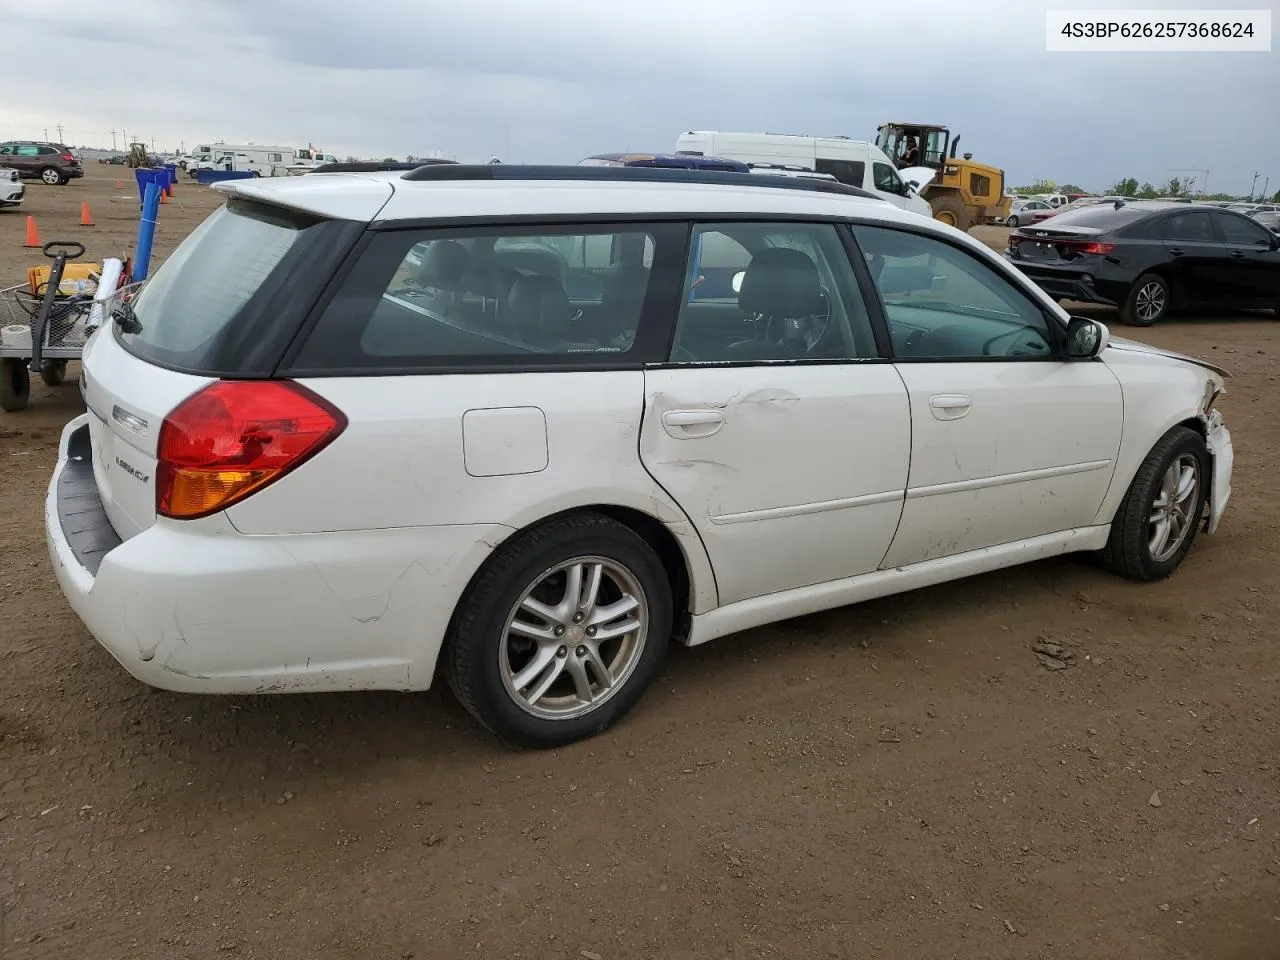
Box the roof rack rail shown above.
[312,159,459,174]
[398,163,876,199]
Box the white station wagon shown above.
[46,164,1234,748]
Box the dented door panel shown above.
[640,364,910,605]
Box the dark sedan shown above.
[1005,200,1280,326]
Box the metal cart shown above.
[1,243,141,412]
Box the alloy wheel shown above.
[1148,453,1200,563]
[498,556,649,721]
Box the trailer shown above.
[188,143,296,178]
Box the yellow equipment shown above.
[876,122,1011,232]
[28,262,99,298]
[125,142,149,168]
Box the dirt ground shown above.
[2,165,1279,960]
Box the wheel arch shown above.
[440,498,718,668]
[1092,405,1210,527]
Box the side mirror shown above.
[1066,316,1109,359]
[731,270,745,294]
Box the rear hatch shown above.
[80,195,369,540]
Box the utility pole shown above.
[1250,171,1260,199]
[1263,177,1271,201]
[56,124,64,144]
[43,127,48,141]
[110,128,119,151]
[151,137,157,152]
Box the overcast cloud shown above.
[6,0,1276,194]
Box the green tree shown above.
[1109,177,1140,197]
[1137,182,1159,198]
[1273,188,1280,203]
[1011,179,1056,194]
[1059,183,1086,194]
[1163,177,1183,197]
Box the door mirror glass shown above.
[730,269,745,294]
[1066,316,1109,359]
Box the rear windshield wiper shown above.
[112,300,143,335]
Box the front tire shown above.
[39,359,67,386]
[1121,272,1170,326]
[1007,214,1021,227]
[1101,426,1209,581]
[445,513,673,748]
[0,358,31,411]
[40,167,62,185]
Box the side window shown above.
[814,158,865,187]
[18,146,40,157]
[1216,213,1273,246]
[292,223,684,370]
[854,225,1056,361]
[1161,211,1214,242]
[0,146,11,156]
[872,162,903,194]
[671,222,878,363]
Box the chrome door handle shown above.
[929,394,972,421]
[661,409,725,438]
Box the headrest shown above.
[506,273,574,342]
[415,240,471,289]
[737,247,825,318]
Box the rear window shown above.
[287,222,689,373]
[1042,204,1153,230]
[115,199,348,373]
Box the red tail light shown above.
[156,381,346,520]
[61,153,75,163]
[1076,241,1115,255]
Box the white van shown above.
[674,131,932,217]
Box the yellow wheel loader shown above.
[876,123,1011,232]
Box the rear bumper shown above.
[46,414,507,695]
[1004,256,1122,306]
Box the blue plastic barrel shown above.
[164,164,177,186]
[134,167,153,201]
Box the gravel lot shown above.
[2,164,1278,960]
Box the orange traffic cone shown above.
[159,188,168,204]
[80,201,94,226]
[23,216,41,248]
[114,178,123,190]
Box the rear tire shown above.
[930,193,972,232]
[40,167,61,186]
[1120,272,1170,326]
[39,359,67,387]
[444,512,673,749]
[0,358,31,411]
[1100,426,1209,581]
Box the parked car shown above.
[1006,199,1280,325]
[1252,210,1280,233]
[45,165,1234,748]
[0,141,84,184]
[98,154,126,165]
[1006,198,1053,226]
[0,167,24,206]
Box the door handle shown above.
[661,409,725,438]
[1167,247,1183,256]
[929,394,972,421]
[1229,251,1245,259]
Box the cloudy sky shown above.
[6,0,1277,195]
